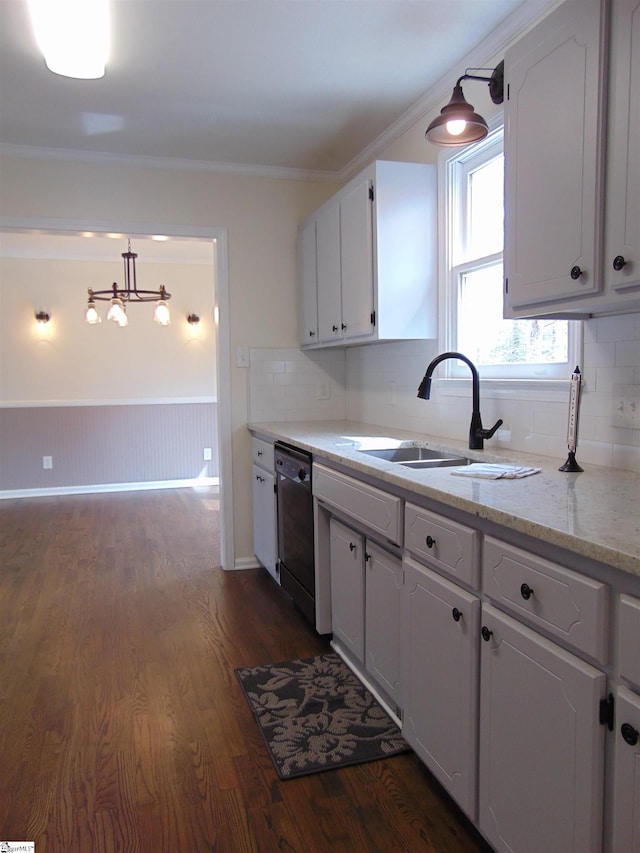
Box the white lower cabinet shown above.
[310,460,636,852]
[330,517,365,661]
[251,438,278,583]
[365,541,402,707]
[479,604,606,853]
[402,556,480,820]
[612,686,640,853]
[329,516,402,708]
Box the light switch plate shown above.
[612,384,640,430]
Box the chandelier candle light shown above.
[85,239,172,327]
[559,366,584,472]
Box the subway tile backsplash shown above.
[249,313,640,472]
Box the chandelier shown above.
[85,239,172,327]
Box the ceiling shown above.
[0,0,556,179]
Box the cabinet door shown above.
[606,0,640,294]
[479,604,605,853]
[504,0,607,315]
[402,557,480,821]
[365,542,402,707]
[298,218,319,345]
[316,203,342,343]
[252,464,278,583]
[340,174,375,341]
[330,518,364,661]
[612,686,640,853]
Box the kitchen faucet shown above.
[417,351,503,450]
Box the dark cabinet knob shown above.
[309,330,316,337]
[621,723,639,746]
[341,323,347,330]
[332,324,339,332]
[349,542,356,552]
[256,474,264,483]
[570,265,583,280]
[613,255,627,271]
[425,535,436,549]
[520,583,534,601]
[452,607,462,622]
[481,626,493,642]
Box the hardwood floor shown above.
[0,488,491,852]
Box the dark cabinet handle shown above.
[332,324,339,332]
[341,323,347,330]
[349,542,356,552]
[452,607,462,622]
[570,265,583,280]
[481,626,493,642]
[613,255,627,271]
[621,723,639,746]
[520,583,534,601]
[309,330,316,337]
[256,474,264,483]
[257,450,263,456]
[425,535,436,549]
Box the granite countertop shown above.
[249,420,640,578]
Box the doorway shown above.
[0,222,234,570]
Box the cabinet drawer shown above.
[483,537,609,663]
[404,502,480,589]
[252,437,274,470]
[619,594,640,689]
[313,464,402,545]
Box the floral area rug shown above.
[235,651,409,779]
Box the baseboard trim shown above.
[0,477,219,500]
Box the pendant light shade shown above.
[426,62,504,147]
[425,84,489,146]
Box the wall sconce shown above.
[35,310,50,324]
[187,314,200,325]
[425,61,504,146]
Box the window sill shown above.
[438,377,574,403]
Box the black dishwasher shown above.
[274,442,316,627]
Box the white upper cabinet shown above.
[297,217,319,345]
[298,160,437,348]
[504,0,640,318]
[605,0,640,295]
[504,0,607,315]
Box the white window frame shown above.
[437,119,582,401]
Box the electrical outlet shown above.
[612,384,640,430]
[43,455,52,469]
[203,447,212,461]
[387,380,396,406]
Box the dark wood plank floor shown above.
[0,487,491,852]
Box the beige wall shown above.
[0,256,216,403]
[0,154,338,563]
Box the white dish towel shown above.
[452,463,542,479]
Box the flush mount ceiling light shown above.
[86,239,172,327]
[27,0,110,79]
[35,310,50,324]
[425,61,504,146]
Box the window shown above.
[441,124,580,383]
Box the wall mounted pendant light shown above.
[86,239,172,326]
[27,0,110,79]
[425,61,504,146]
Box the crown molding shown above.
[0,142,340,183]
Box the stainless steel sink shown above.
[358,446,470,469]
